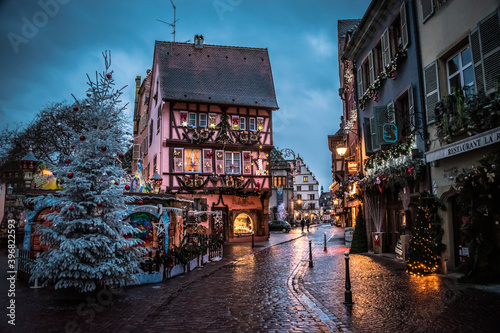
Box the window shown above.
[157,104,161,134]
[309,203,315,210]
[309,194,315,200]
[153,154,157,173]
[447,46,474,95]
[149,120,153,146]
[309,185,314,191]
[297,185,302,191]
[303,176,308,182]
[390,13,403,57]
[225,152,241,174]
[374,41,383,75]
[184,149,202,172]
[188,113,197,127]
[293,177,296,183]
[199,113,207,127]
[296,194,302,200]
[239,117,246,130]
[249,118,256,131]
[274,176,285,187]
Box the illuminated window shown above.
[303,176,308,182]
[184,149,202,172]
[234,213,253,234]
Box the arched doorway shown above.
[234,213,254,236]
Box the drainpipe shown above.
[411,0,433,192]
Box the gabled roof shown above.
[154,41,279,109]
[337,19,361,58]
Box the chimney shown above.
[194,34,204,48]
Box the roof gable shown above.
[154,41,279,109]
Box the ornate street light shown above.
[6,184,13,196]
[20,146,39,190]
[336,142,348,157]
[151,169,163,193]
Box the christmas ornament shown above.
[97,202,102,207]
[65,158,71,164]
[119,153,124,159]
[87,93,91,97]
[106,73,112,79]
[138,200,143,205]
[67,172,74,179]
[28,200,35,207]
[71,145,75,149]
[80,135,86,141]
[101,146,107,152]
[115,181,119,185]
[69,206,74,211]
[125,184,131,191]
[73,106,79,111]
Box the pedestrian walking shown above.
[306,219,310,232]
[301,219,305,233]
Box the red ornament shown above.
[69,206,74,211]
[28,201,35,207]
[119,153,124,159]
[80,135,86,141]
[125,184,131,191]
[97,202,103,207]
[106,73,112,79]
[71,145,75,149]
[73,106,79,111]
[138,200,143,205]
[101,146,107,152]
[67,172,74,179]
[65,158,71,164]
[115,181,119,185]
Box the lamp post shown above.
[151,169,163,193]
[343,250,354,305]
[20,146,39,190]
[336,142,348,227]
[6,184,13,196]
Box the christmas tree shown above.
[349,207,368,253]
[30,52,146,293]
[406,191,444,276]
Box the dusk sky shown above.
[0,0,371,190]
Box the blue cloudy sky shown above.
[0,0,370,190]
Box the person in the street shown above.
[300,218,305,233]
[306,218,310,232]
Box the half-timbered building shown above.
[133,36,279,242]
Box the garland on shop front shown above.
[364,135,414,170]
[359,48,408,109]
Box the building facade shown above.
[342,0,429,252]
[132,36,279,242]
[293,157,320,222]
[268,149,294,223]
[417,0,500,273]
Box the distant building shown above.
[293,157,320,222]
[268,148,294,222]
[318,186,333,221]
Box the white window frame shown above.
[199,113,207,128]
[225,152,241,174]
[249,118,256,131]
[446,45,474,95]
[239,117,246,130]
[188,113,197,127]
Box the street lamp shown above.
[20,146,38,190]
[6,184,13,196]
[151,169,163,193]
[336,142,348,157]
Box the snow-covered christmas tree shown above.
[31,52,145,293]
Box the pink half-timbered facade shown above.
[133,36,279,241]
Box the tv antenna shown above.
[157,0,178,42]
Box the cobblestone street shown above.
[1,225,499,332]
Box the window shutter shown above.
[203,149,213,173]
[423,61,439,124]
[421,0,434,23]
[370,117,381,151]
[363,118,373,153]
[476,11,500,94]
[470,28,485,94]
[368,51,375,85]
[133,144,140,160]
[173,148,184,173]
[215,150,224,174]
[400,2,409,49]
[386,101,396,124]
[358,66,364,97]
[374,106,389,147]
[381,28,391,69]
[408,85,415,132]
[243,151,252,175]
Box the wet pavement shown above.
[1,224,499,332]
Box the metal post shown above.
[309,240,313,268]
[344,251,353,305]
[324,232,327,252]
[252,231,255,248]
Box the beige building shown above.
[418,0,500,273]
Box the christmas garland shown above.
[364,135,414,170]
[359,48,408,109]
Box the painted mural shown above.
[128,213,156,248]
[130,159,152,193]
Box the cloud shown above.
[305,33,334,57]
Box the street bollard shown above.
[309,240,313,268]
[324,232,327,252]
[343,251,354,305]
[252,231,255,248]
